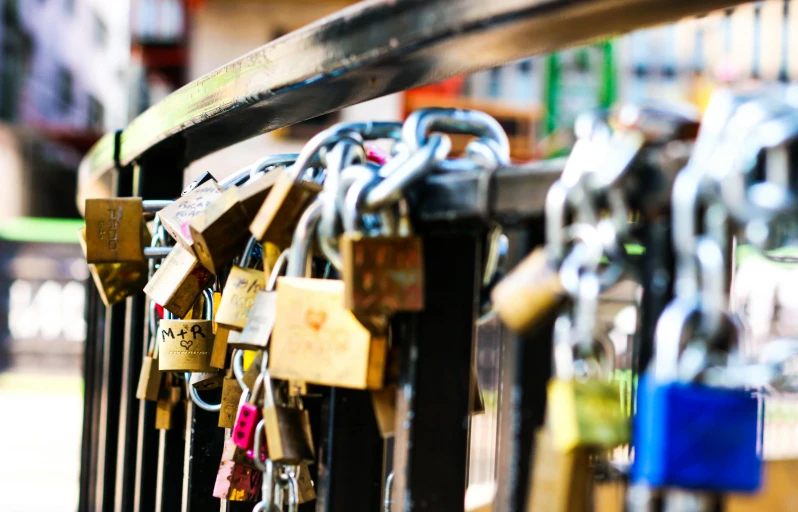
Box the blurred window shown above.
[57,67,73,112]
[93,13,108,48]
[88,95,104,131]
[64,0,75,14]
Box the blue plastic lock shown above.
[631,373,762,492]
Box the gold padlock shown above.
[136,316,162,401]
[235,249,287,350]
[491,248,566,334]
[189,371,223,391]
[527,428,592,512]
[155,373,182,430]
[158,180,222,249]
[144,244,214,318]
[270,199,386,389]
[190,187,251,275]
[215,238,268,332]
[78,228,148,306]
[210,326,231,369]
[249,165,322,249]
[219,373,243,429]
[84,198,151,263]
[158,290,215,372]
[261,370,315,464]
[295,463,316,504]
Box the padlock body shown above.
[236,168,280,218]
[219,377,243,428]
[263,404,315,463]
[189,371,222,390]
[631,374,761,492]
[216,266,267,331]
[158,181,221,248]
[296,463,316,503]
[213,458,261,502]
[492,248,566,334]
[235,291,278,349]
[80,227,148,306]
[341,233,424,314]
[189,188,251,274]
[249,173,322,248]
[232,403,262,450]
[143,244,213,318]
[136,356,162,401]
[209,327,230,369]
[528,429,591,512]
[547,378,629,452]
[158,319,214,372]
[85,198,150,263]
[270,277,386,389]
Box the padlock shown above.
[78,227,148,306]
[261,369,315,464]
[491,247,566,334]
[155,373,182,430]
[190,371,222,391]
[157,180,222,249]
[215,238,268,332]
[219,372,244,429]
[213,439,262,502]
[84,198,151,263]
[295,463,316,504]
[631,299,761,492]
[158,290,215,372]
[136,319,162,401]
[340,190,424,317]
[143,243,214,318]
[240,350,264,390]
[236,157,295,217]
[235,250,287,350]
[233,372,264,450]
[270,198,387,389]
[371,384,396,438]
[210,326,231,369]
[528,428,592,512]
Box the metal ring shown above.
[233,349,248,392]
[267,250,290,292]
[252,420,269,472]
[184,372,222,412]
[287,198,323,278]
[403,107,510,158]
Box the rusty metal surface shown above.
[77,0,749,209]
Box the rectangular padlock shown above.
[85,198,150,263]
[219,376,243,429]
[143,244,213,318]
[158,318,214,372]
[249,172,322,249]
[215,266,267,331]
[136,355,162,401]
[213,457,261,502]
[631,374,761,492]
[234,291,278,349]
[547,377,629,452]
[209,326,231,369]
[189,187,252,275]
[528,429,592,512]
[340,233,424,315]
[270,277,387,389]
[79,227,148,306]
[158,180,222,249]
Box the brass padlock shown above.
[491,247,566,334]
[143,243,214,318]
[249,165,322,249]
[78,228,148,306]
[235,249,288,350]
[215,238,268,332]
[210,326,231,369]
[371,384,396,438]
[270,198,386,389]
[340,194,424,318]
[84,198,151,263]
[261,370,315,464]
[219,373,244,429]
[527,428,592,512]
[240,350,264,390]
[158,180,222,249]
[189,371,222,391]
[158,290,215,372]
[155,373,182,430]
[136,310,162,401]
[295,463,316,503]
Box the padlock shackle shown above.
[250,154,299,183]
[343,174,380,234]
[142,200,173,213]
[267,250,290,292]
[287,198,323,278]
[240,237,261,268]
[184,372,222,411]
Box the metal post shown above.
[182,399,226,512]
[392,228,483,511]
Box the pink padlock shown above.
[232,374,263,450]
[213,458,261,501]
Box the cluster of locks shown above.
[79,88,798,510]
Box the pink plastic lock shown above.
[232,403,261,449]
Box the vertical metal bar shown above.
[182,400,226,512]
[156,412,186,512]
[115,293,146,512]
[316,388,385,511]
[493,224,553,512]
[79,283,103,512]
[392,229,483,511]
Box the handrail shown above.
[76,0,748,212]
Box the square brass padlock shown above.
[158,181,222,249]
[249,172,322,249]
[143,244,214,318]
[78,227,148,306]
[85,198,151,263]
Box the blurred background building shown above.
[2,1,798,510]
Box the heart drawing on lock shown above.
[180,339,194,350]
[305,308,327,331]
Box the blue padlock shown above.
[631,299,762,493]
